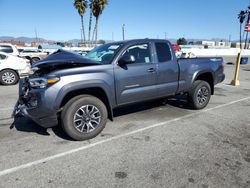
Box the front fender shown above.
[53,79,115,111]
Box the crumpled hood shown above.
[32,49,100,74]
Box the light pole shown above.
[122,24,125,40]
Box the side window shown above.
[0,45,13,53]
[123,43,151,64]
[0,54,7,60]
[155,42,172,62]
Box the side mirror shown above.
[118,55,135,66]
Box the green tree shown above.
[74,0,88,42]
[91,0,108,45]
[177,38,187,45]
[99,39,106,44]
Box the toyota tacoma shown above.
[15,39,225,141]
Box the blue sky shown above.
[0,0,249,41]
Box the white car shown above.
[19,49,48,62]
[0,52,31,85]
[0,43,20,56]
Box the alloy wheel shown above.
[196,86,209,105]
[73,105,101,133]
[2,72,16,84]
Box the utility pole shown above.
[35,28,38,43]
[229,34,231,43]
[122,24,125,40]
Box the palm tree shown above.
[74,0,88,43]
[238,11,246,49]
[91,0,108,45]
[88,0,93,42]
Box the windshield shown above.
[85,43,123,64]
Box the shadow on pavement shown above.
[10,116,75,141]
[114,95,192,117]
[11,96,191,140]
[166,96,192,110]
[10,116,50,136]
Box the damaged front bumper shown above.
[13,78,58,128]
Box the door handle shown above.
[148,68,156,73]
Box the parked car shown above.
[19,49,48,62]
[0,43,20,56]
[15,39,225,141]
[0,52,31,85]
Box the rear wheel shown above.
[0,69,19,85]
[189,80,211,109]
[61,95,108,141]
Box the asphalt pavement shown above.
[0,58,249,188]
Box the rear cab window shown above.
[155,42,172,62]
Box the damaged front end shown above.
[13,76,59,128]
[12,49,101,128]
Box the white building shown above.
[196,41,215,46]
[215,41,231,47]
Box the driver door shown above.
[114,43,157,105]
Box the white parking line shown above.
[0,96,250,177]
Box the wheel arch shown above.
[0,68,19,78]
[59,87,114,121]
[194,72,214,95]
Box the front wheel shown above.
[61,95,108,141]
[0,69,19,85]
[189,80,211,110]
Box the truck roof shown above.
[110,39,170,45]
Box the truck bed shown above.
[177,57,225,93]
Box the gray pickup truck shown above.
[16,39,225,140]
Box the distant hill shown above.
[0,36,47,43]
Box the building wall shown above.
[196,41,215,46]
[0,40,25,46]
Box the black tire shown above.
[32,57,40,62]
[61,95,108,141]
[189,80,211,110]
[0,69,19,85]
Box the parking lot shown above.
[0,57,250,188]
